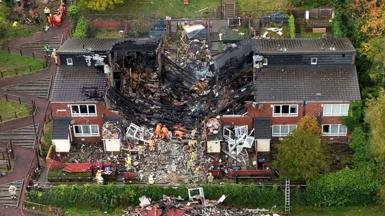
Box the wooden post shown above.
[14,111,17,118]
[0,71,3,78]
[15,68,18,75]
[32,52,35,59]
[19,49,23,56]
[18,97,21,104]
[28,65,32,73]
[7,46,10,53]
[0,115,2,122]
[5,94,8,102]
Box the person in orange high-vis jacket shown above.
[155,123,162,138]
[161,126,169,139]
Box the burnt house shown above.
[51,39,140,152]
[221,38,360,152]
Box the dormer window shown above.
[311,57,317,65]
[66,58,73,66]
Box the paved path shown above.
[0,11,71,215]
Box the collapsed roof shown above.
[252,65,361,102]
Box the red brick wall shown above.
[51,103,117,144]
[223,101,352,142]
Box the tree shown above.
[274,126,328,181]
[365,90,385,160]
[350,127,371,167]
[342,101,362,131]
[73,17,89,39]
[297,115,321,136]
[352,0,385,37]
[331,11,344,38]
[288,15,295,39]
[360,37,385,87]
[78,0,124,11]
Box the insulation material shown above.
[207,140,221,153]
[103,139,121,152]
[52,138,71,152]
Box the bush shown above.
[350,127,371,167]
[342,101,362,132]
[68,5,79,19]
[307,167,379,207]
[27,184,305,212]
[73,17,89,39]
[379,184,385,206]
[289,15,295,39]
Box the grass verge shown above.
[63,207,123,216]
[0,50,45,79]
[0,98,31,122]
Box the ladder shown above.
[284,179,290,213]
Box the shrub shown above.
[73,17,89,39]
[289,15,295,39]
[342,101,362,132]
[307,167,379,207]
[379,184,385,206]
[350,127,371,167]
[68,5,79,19]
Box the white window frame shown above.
[66,58,73,66]
[263,58,268,66]
[322,124,347,136]
[73,125,100,137]
[70,104,97,117]
[272,124,297,137]
[311,57,317,65]
[272,104,298,117]
[323,104,349,116]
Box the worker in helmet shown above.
[174,130,185,140]
[148,139,155,151]
[161,125,169,139]
[155,123,162,138]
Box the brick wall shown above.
[51,103,117,144]
[221,101,351,142]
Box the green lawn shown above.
[86,0,220,18]
[0,50,45,79]
[0,23,42,46]
[94,29,122,39]
[47,169,91,178]
[292,206,385,216]
[41,121,52,158]
[0,99,31,122]
[237,0,288,16]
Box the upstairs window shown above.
[273,104,298,117]
[311,57,317,65]
[71,104,97,117]
[66,58,73,66]
[322,124,347,136]
[323,104,349,116]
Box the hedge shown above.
[73,17,89,39]
[307,167,379,207]
[27,184,306,212]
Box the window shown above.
[71,104,97,117]
[263,58,268,66]
[323,104,349,116]
[272,125,297,137]
[272,104,298,117]
[311,57,317,65]
[322,124,347,136]
[73,125,99,137]
[66,58,73,66]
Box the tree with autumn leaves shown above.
[78,0,124,11]
[274,115,328,181]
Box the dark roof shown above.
[253,65,361,102]
[50,66,107,102]
[52,118,71,139]
[254,38,355,54]
[253,117,271,139]
[57,39,125,54]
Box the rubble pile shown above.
[131,195,280,216]
[123,124,208,184]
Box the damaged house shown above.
[50,39,128,152]
[220,38,360,155]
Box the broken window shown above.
[322,124,347,136]
[71,105,97,117]
[273,104,298,117]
